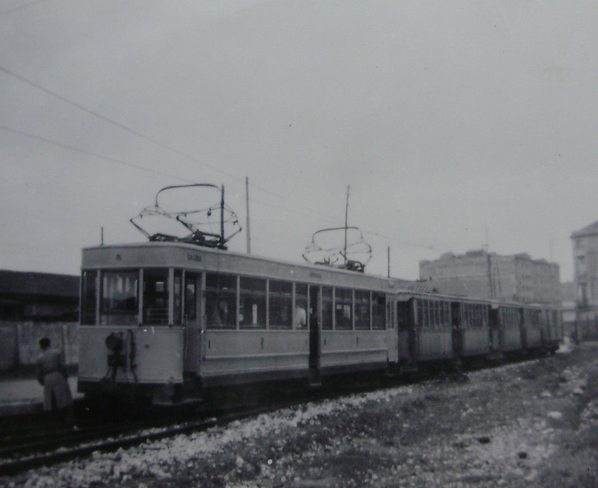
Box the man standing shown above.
[37,337,73,421]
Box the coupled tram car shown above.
[77,241,564,405]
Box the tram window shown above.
[184,273,199,321]
[100,270,139,326]
[354,290,370,330]
[334,288,352,330]
[240,277,266,329]
[372,293,386,330]
[173,270,182,325]
[425,300,431,328]
[294,283,308,330]
[143,269,169,325]
[463,304,471,328]
[206,273,237,329]
[502,307,518,328]
[81,270,97,325]
[269,280,292,329]
[321,286,333,330]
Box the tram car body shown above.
[77,242,399,403]
[394,292,561,371]
[77,242,564,404]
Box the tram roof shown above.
[82,241,418,292]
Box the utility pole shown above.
[344,185,350,265]
[246,177,251,254]
[220,185,225,249]
[387,246,391,278]
[485,227,493,299]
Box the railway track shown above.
[0,404,285,476]
[0,355,537,478]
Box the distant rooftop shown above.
[571,220,598,239]
[0,270,79,298]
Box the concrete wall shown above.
[0,322,78,370]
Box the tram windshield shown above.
[100,270,139,325]
[81,268,184,326]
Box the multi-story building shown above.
[419,249,560,304]
[571,220,598,338]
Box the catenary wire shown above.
[0,65,344,224]
[0,67,439,254]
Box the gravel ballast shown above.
[4,341,598,488]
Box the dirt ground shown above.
[11,341,598,488]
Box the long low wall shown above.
[0,322,78,370]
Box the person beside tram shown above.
[37,337,74,423]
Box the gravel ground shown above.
[4,340,598,488]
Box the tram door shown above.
[183,272,201,373]
[308,285,321,386]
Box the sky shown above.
[1,0,597,282]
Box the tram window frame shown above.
[334,287,353,330]
[321,286,333,330]
[354,290,371,330]
[142,269,170,326]
[372,293,386,330]
[294,283,308,330]
[184,272,200,321]
[239,276,266,329]
[100,269,139,326]
[81,270,98,325]
[269,280,293,329]
[173,270,183,325]
[205,273,237,329]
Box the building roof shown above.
[0,270,79,299]
[571,220,598,239]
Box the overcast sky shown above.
[1,0,597,282]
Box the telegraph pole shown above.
[485,227,494,299]
[246,177,251,254]
[344,185,350,265]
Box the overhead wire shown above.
[0,122,341,229]
[0,124,192,183]
[0,0,50,16]
[0,64,344,225]
[0,65,438,254]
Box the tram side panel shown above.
[523,307,543,351]
[200,330,309,387]
[499,306,523,352]
[318,290,390,376]
[414,298,453,361]
[78,327,184,392]
[459,302,491,357]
